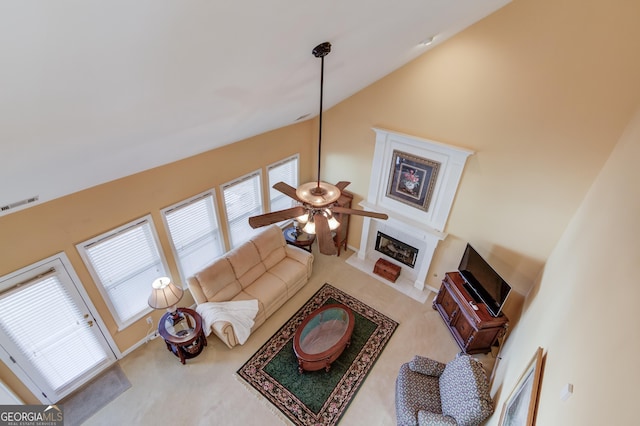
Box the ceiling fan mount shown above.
[248,41,388,255]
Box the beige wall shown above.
[490,108,640,425]
[0,122,313,403]
[322,0,640,295]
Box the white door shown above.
[0,253,117,403]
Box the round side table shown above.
[158,307,207,364]
[283,226,315,253]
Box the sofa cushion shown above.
[409,355,447,377]
[439,355,494,426]
[396,363,443,426]
[243,272,288,318]
[417,411,457,426]
[268,257,310,293]
[251,225,287,269]
[226,242,266,288]
[194,258,242,302]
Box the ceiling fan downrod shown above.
[312,42,331,195]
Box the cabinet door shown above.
[438,286,459,323]
[452,313,475,350]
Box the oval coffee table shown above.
[293,303,355,373]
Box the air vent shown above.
[1,195,39,212]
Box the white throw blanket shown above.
[196,299,259,345]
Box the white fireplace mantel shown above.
[347,128,473,302]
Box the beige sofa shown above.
[187,224,314,348]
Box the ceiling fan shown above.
[248,42,388,255]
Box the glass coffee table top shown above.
[299,306,350,353]
[293,303,355,373]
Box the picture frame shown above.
[498,347,544,426]
[386,150,440,212]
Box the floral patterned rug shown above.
[237,283,398,426]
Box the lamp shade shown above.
[148,277,183,310]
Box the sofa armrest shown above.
[284,245,314,275]
[187,276,208,305]
[417,411,457,426]
[409,355,447,377]
[210,320,239,349]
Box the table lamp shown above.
[148,276,184,324]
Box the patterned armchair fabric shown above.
[395,354,494,426]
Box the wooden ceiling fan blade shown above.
[248,206,306,229]
[332,206,389,220]
[335,181,351,191]
[314,213,337,255]
[272,182,303,203]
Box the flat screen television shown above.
[458,244,511,317]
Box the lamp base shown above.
[168,309,184,326]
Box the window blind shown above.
[222,171,263,248]
[163,192,224,281]
[81,218,166,326]
[267,155,299,213]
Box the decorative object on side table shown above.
[148,277,206,364]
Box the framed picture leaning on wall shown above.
[498,347,545,426]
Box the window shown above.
[77,216,169,329]
[162,190,225,283]
[267,154,299,213]
[222,170,263,248]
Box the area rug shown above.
[237,283,398,426]
[60,363,131,426]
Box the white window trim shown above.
[221,169,264,248]
[266,153,300,213]
[160,188,226,284]
[76,215,170,331]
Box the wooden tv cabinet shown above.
[433,271,508,354]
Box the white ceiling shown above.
[0,0,510,215]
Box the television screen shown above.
[458,244,511,317]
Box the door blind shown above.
[0,273,108,393]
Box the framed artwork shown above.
[386,150,440,212]
[498,347,544,426]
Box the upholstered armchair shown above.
[395,353,494,426]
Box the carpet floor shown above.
[237,283,398,426]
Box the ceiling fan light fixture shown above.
[324,209,340,231]
[302,215,316,234]
[296,211,309,224]
[296,181,341,207]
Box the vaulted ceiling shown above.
[0,0,510,215]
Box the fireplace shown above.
[346,128,473,302]
[375,232,418,268]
